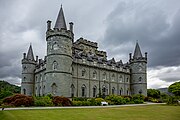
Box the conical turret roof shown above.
[27,44,34,61]
[54,5,67,30]
[133,42,143,59]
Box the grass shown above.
[0,105,180,120]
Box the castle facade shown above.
[21,6,147,97]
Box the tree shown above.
[168,81,180,96]
[147,89,160,98]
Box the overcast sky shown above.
[0,0,180,89]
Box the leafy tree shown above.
[147,89,160,98]
[168,81,180,96]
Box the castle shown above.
[21,6,147,97]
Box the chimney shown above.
[69,22,73,32]
[47,20,52,31]
[23,53,26,59]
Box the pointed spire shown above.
[54,5,67,30]
[133,41,143,59]
[27,44,34,61]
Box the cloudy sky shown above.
[0,0,180,89]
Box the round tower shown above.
[45,6,73,97]
[129,42,147,96]
[21,45,36,96]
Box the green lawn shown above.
[0,105,180,120]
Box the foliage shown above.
[34,96,53,106]
[167,96,180,106]
[72,97,88,101]
[105,95,126,105]
[0,80,20,100]
[168,81,180,96]
[3,94,34,107]
[52,96,72,106]
[72,101,91,106]
[132,94,145,104]
[147,89,161,98]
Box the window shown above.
[82,59,86,63]
[43,86,45,96]
[81,85,86,97]
[93,86,97,97]
[127,90,129,95]
[112,74,115,81]
[52,42,59,50]
[23,89,26,95]
[71,84,75,98]
[51,83,57,95]
[23,77,26,82]
[103,72,106,80]
[139,89,142,94]
[112,87,115,94]
[139,77,142,82]
[119,75,123,82]
[126,78,129,82]
[120,88,123,95]
[93,71,97,79]
[102,85,108,97]
[53,61,58,70]
[39,86,41,96]
[82,69,86,77]
[40,74,42,82]
[93,61,97,66]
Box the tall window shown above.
[93,86,97,97]
[127,90,129,95]
[51,83,57,95]
[43,86,45,96]
[102,85,108,97]
[139,89,142,94]
[103,72,106,80]
[81,84,86,97]
[53,61,58,70]
[139,77,142,82]
[112,74,115,81]
[40,74,42,82]
[82,69,86,77]
[126,78,129,83]
[71,84,75,98]
[23,88,26,95]
[93,71,97,79]
[112,87,115,94]
[120,88,123,95]
[23,77,26,82]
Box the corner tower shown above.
[45,6,74,97]
[129,42,147,96]
[21,45,36,96]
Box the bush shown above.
[132,94,145,104]
[105,95,126,105]
[34,96,53,106]
[72,101,91,106]
[52,96,72,106]
[72,97,88,101]
[3,94,34,107]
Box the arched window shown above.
[82,69,86,77]
[52,42,59,50]
[139,89,142,94]
[93,71,97,79]
[126,78,129,83]
[43,86,45,96]
[103,72,106,80]
[139,77,142,82]
[40,74,42,82]
[112,87,115,94]
[81,84,86,97]
[71,84,75,98]
[23,77,26,82]
[93,86,97,97]
[120,88,123,95]
[112,74,115,81]
[51,83,57,95]
[102,85,108,97]
[23,88,26,95]
[127,89,129,95]
[53,61,58,70]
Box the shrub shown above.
[34,96,53,106]
[52,96,72,106]
[3,94,34,107]
[72,101,91,106]
[132,94,145,104]
[72,97,88,101]
[105,95,126,105]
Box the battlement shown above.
[46,28,73,39]
[75,37,98,48]
[95,50,107,57]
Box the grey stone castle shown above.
[21,6,147,97]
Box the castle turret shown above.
[45,5,73,97]
[21,44,36,96]
[129,42,147,96]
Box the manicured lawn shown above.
[0,105,179,120]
